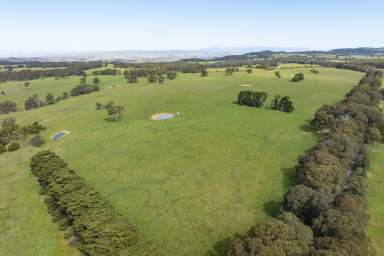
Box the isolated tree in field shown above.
[106,104,124,121]
[246,68,253,74]
[200,68,208,77]
[24,81,30,88]
[291,72,305,82]
[275,71,281,79]
[25,94,44,110]
[45,93,55,104]
[93,77,100,85]
[166,71,177,80]
[148,74,157,83]
[1,91,5,95]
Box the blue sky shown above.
[0,0,383,56]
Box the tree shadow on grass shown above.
[204,237,233,256]
[263,200,281,218]
[281,166,296,191]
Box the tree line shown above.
[29,151,139,256]
[0,62,103,82]
[25,77,100,111]
[229,70,384,255]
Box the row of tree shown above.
[29,151,138,256]
[25,77,100,111]
[0,62,103,82]
[229,70,384,255]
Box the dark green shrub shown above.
[291,72,305,82]
[7,142,20,152]
[30,135,45,147]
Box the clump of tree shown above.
[0,100,17,114]
[237,91,268,107]
[96,101,124,121]
[271,95,295,113]
[70,80,100,96]
[0,117,46,152]
[229,70,384,255]
[291,72,305,82]
[25,94,45,110]
[225,67,236,76]
[30,151,138,256]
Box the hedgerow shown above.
[229,70,383,256]
[30,151,138,256]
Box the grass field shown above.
[0,67,369,255]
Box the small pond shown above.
[150,113,175,121]
[51,130,69,141]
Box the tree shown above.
[271,95,295,113]
[311,68,319,74]
[291,73,305,82]
[126,72,138,83]
[166,71,177,80]
[225,68,234,76]
[7,142,20,152]
[238,91,268,107]
[106,105,124,121]
[275,71,281,79]
[45,93,55,104]
[96,102,104,110]
[148,74,157,83]
[24,81,30,88]
[93,77,100,85]
[229,219,312,256]
[200,68,208,77]
[25,94,44,110]
[30,135,45,147]
[62,92,69,99]
[246,68,253,74]
[158,74,165,84]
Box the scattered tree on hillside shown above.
[24,81,30,88]
[271,95,295,112]
[148,74,157,83]
[25,94,44,110]
[106,103,124,121]
[30,135,45,147]
[7,142,20,152]
[311,68,319,74]
[246,68,253,74]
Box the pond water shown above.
[150,113,175,121]
[51,130,69,141]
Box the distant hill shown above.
[0,47,383,63]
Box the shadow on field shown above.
[204,237,233,256]
[299,122,313,132]
[281,166,296,191]
[263,200,281,217]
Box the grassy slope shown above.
[367,143,384,255]
[0,67,363,256]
